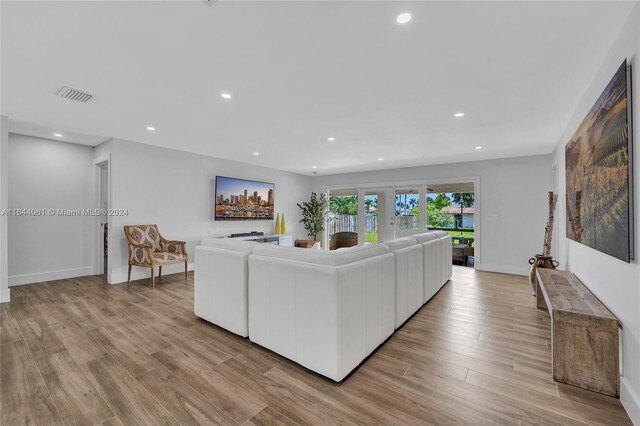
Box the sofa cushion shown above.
[200,238,257,254]
[382,237,418,252]
[251,243,389,266]
[414,232,439,244]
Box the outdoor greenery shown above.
[297,192,327,241]
[365,231,378,243]
[329,195,358,215]
[446,230,474,238]
[451,192,475,215]
[425,193,454,228]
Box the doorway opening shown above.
[96,161,109,276]
[426,181,476,267]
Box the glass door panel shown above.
[363,191,384,243]
[327,189,358,250]
[394,188,421,238]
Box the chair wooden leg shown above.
[159,266,162,280]
[150,267,155,290]
[127,264,132,286]
[184,261,188,279]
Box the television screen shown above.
[214,176,274,221]
[565,60,633,262]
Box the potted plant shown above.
[296,192,327,248]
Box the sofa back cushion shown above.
[382,237,418,252]
[414,232,439,244]
[251,243,389,266]
[200,238,257,254]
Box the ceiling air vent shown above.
[56,86,94,103]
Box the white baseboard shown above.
[622,378,640,425]
[475,262,528,276]
[9,266,94,286]
[109,262,194,285]
[0,286,10,303]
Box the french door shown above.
[356,186,425,244]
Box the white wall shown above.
[552,3,640,422]
[102,138,312,284]
[313,154,551,276]
[0,116,10,302]
[7,134,95,285]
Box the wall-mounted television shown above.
[214,176,275,221]
[565,60,634,262]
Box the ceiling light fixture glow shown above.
[221,93,232,99]
[53,133,63,137]
[378,158,384,161]
[454,112,465,118]
[312,165,317,169]
[396,11,413,24]
[253,152,260,156]
[327,137,335,141]
[146,126,156,131]
[475,146,482,150]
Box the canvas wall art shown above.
[565,60,633,262]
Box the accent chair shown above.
[123,224,188,289]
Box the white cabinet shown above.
[208,232,295,247]
[277,234,294,247]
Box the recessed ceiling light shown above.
[454,113,465,118]
[327,137,335,141]
[253,152,260,156]
[146,126,156,131]
[378,158,384,161]
[475,146,482,150]
[221,93,232,99]
[396,12,413,24]
[312,165,317,169]
[53,133,63,138]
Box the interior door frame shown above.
[93,156,111,277]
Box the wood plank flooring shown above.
[0,267,631,425]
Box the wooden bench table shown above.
[536,268,620,397]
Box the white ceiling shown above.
[9,119,110,147]
[1,1,636,176]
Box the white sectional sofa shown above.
[414,232,440,303]
[382,237,424,328]
[193,230,453,382]
[248,244,395,382]
[414,231,452,302]
[194,238,258,337]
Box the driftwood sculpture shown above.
[528,191,559,296]
[543,192,559,256]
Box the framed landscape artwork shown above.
[565,60,633,262]
[214,176,275,220]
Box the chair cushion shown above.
[251,244,389,266]
[152,252,186,264]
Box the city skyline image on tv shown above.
[214,176,275,220]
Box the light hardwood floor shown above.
[0,267,631,425]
